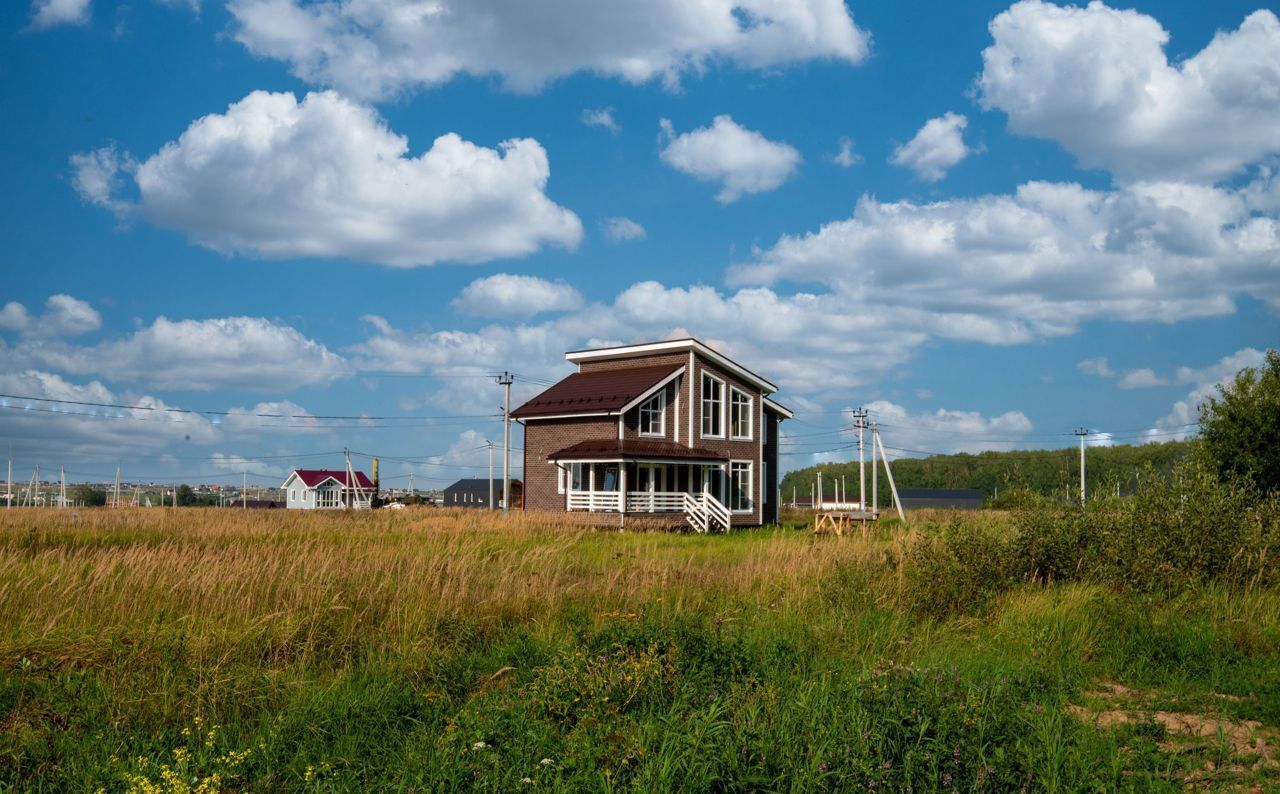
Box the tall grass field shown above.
[2,469,1278,791]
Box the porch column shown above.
[619,462,627,513]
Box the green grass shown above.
[0,506,1277,791]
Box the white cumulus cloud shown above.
[833,136,862,168]
[1117,368,1168,389]
[228,0,870,100]
[8,315,350,392]
[979,1,1280,183]
[0,370,217,460]
[453,274,585,319]
[861,400,1034,457]
[581,107,620,134]
[1076,357,1115,378]
[890,112,973,182]
[0,295,101,338]
[1149,347,1268,439]
[731,178,1280,340]
[659,115,801,203]
[72,90,582,267]
[602,217,647,242]
[29,0,90,29]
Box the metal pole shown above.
[871,422,878,514]
[60,466,66,508]
[875,429,906,524]
[487,440,494,510]
[6,450,11,510]
[497,373,513,513]
[1074,428,1088,503]
[243,470,247,510]
[857,408,866,511]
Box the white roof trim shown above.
[763,396,795,419]
[618,366,685,414]
[566,339,777,393]
[519,411,616,421]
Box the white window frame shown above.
[729,460,753,514]
[638,391,666,437]
[557,465,566,494]
[701,372,725,439]
[729,387,753,441]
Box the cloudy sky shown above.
[2,0,1278,487]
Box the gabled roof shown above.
[565,338,778,394]
[548,438,728,462]
[284,469,373,489]
[763,396,794,418]
[511,364,683,419]
[897,488,983,500]
[445,478,523,493]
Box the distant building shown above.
[281,469,374,510]
[897,488,983,511]
[443,478,523,510]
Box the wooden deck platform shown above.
[813,510,878,536]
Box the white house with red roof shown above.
[282,469,374,510]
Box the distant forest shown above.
[779,440,1194,508]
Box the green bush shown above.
[901,459,1280,615]
[901,518,1018,618]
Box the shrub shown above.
[900,518,1018,618]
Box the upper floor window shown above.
[729,460,753,513]
[639,391,665,437]
[701,372,724,438]
[730,388,753,440]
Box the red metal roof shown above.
[289,469,374,489]
[511,364,682,418]
[547,438,728,462]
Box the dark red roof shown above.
[289,469,374,488]
[548,438,728,462]
[512,364,682,418]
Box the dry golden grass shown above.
[0,507,905,672]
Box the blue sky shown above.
[1,0,1277,488]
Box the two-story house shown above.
[512,338,792,530]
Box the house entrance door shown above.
[635,464,667,492]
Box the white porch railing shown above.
[567,490,622,511]
[625,491,689,513]
[566,489,732,533]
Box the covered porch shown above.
[550,440,746,531]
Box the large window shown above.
[701,373,724,438]
[730,388,753,440]
[639,391,665,436]
[729,461,753,513]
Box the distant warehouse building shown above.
[443,479,523,510]
[896,488,983,511]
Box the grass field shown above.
[1,504,1278,791]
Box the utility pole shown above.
[113,465,121,509]
[850,407,868,510]
[1074,427,1089,503]
[5,449,10,510]
[873,426,906,523]
[496,372,513,513]
[243,470,247,510]
[487,440,495,510]
[871,421,878,514]
[60,466,66,508]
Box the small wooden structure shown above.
[813,510,878,536]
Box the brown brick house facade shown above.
[514,339,792,530]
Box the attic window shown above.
[639,391,665,437]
